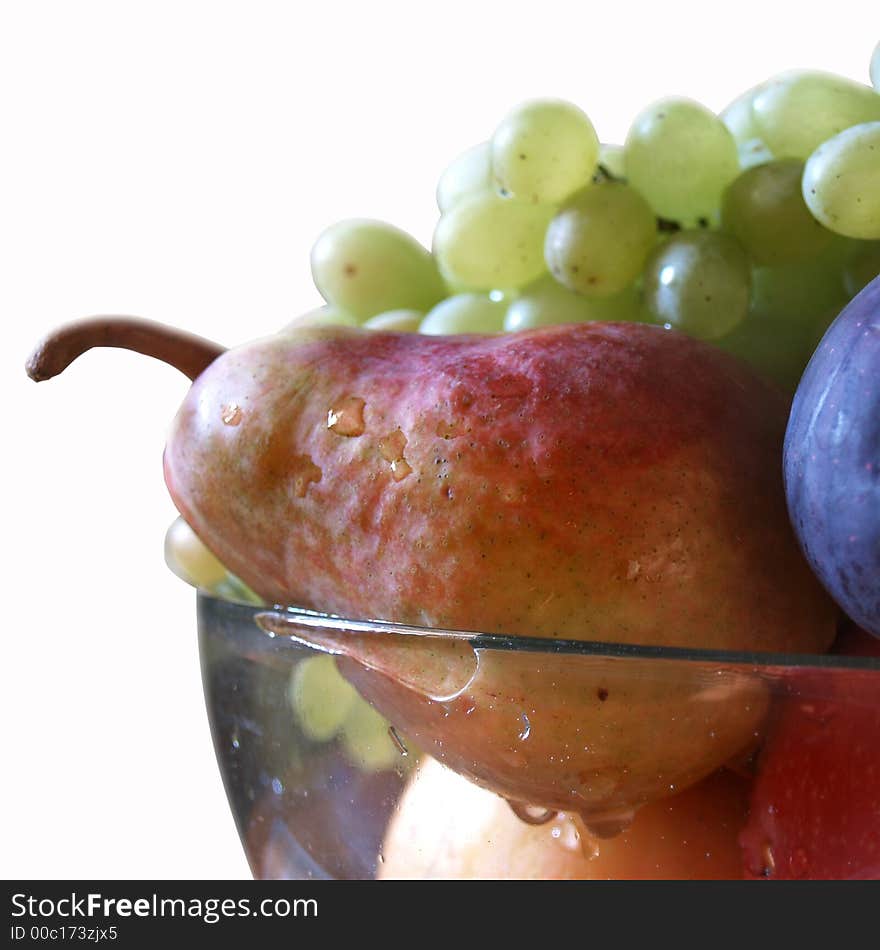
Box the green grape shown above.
[722,159,834,264]
[164,517,228,590]
[283,305,360,331]
[587,281,650,323]
[738,138,774,170]
[749,237,852,325]
[311,219,446,320]
[504,275,593,329]
[720,85,765,145]
[288,655,359,743]
[643,230,751,340]
[802,122,880,239]
[752,70,880,159]
[436,142,493,212]
[363,309,424,332]
[212,574,264,606]
[624,98,740,223]
[597,143,626,180]
[872,42,880,92]
[718,242,852,391]
[843,241,880,296]
[491,99,599,204]
[420,293,506,334]
[715,308,829,393]
[544,182,655,297]
[433,192,554,290]
[504,275,645,330]
[340,700,402,772]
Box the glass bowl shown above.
[198,591,880,880]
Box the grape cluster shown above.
[301,48,880,393]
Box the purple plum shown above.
[784,274,880,637]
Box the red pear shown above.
[159,322,832,648]
[27,317,835,820]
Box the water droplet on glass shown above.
[327,396,366,436]
[222,403,243,426]
[507,800,556,826]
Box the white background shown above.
[1,0,876,879]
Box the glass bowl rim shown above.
[198,591,880,671]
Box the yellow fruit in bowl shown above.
[378,757,748,880]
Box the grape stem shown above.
[593,163,626,185]
[25,316,226,383]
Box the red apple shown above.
[740,628,880,879]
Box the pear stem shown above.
[25,316,226,383]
